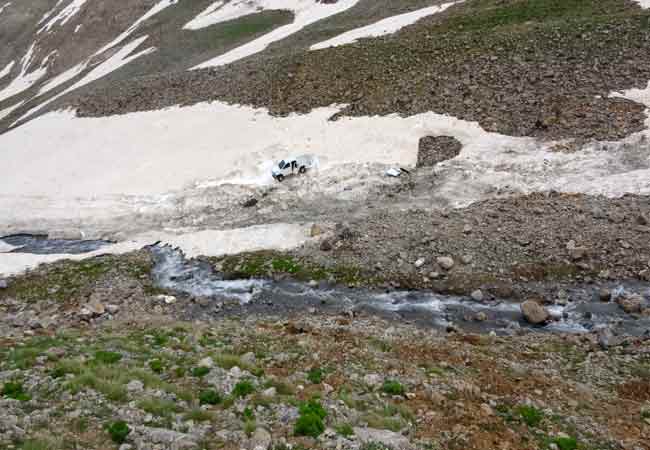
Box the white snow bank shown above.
[37,61,87,95]
[183,0,225,29]
[0,44,52,103]
[0,60,14,79]
[0,223,311,277]
[38,0,88,34]
[634,0,650,8]
[311,1,458,50]
[94,0,178,56]
[0,2,11,15]
[192,0,360,68]
[15,35,155,124]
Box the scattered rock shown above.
[126,380,144,393]
[471,289,484,302]
[363,373,382,388]
[417,135,462,168]
[310,224,324,237]
[617,294,643,314]
[521,300,550,325]
[436,256,455,271]
[242,198,258,208]
[247,428,272,450]
[198,357,215,368]
[354,427,413,450]
[599,288,612,302]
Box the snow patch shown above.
[94,0,178,56]
[38,0,88,34]
[0,223,310,277]
[0,60,14,80]
[15,36,155,124]
[0,2,10,16]
[37,61,88,96]
[0,44,52,103]
[192,0,360,68]
[183,0,225,30]
[633,0,650,8]
[311,1,459,50]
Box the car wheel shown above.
[299,166,307,174]
[276,174,285,182]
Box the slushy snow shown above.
[311,1,459,50]
[192,0,360,68]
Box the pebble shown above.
[414,258,426,268]
[471,289,484,302]
[436,256,455,270]
[0,279,7,289]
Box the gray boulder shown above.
[354,427,413,450]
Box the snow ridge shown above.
[0,60,14,79]
[0,2,11,15]
[192,0,361,68]
[38,0,88,34]
[311,1,460,50]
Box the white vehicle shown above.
[271,155,315,182]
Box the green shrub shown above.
[552,437,578,450]
[1,381,31,401]
[243,407,255,420]
[516,405,544,427]
[232,380,255,398]
[149,359,164,373]
[336,423,354,437]
[199,389,222,405]
[94,351,122,365]
[107,420,131,444]
[191,366,210,377]
[307,367,324,384]
[641,409,650,420]
[381,380,405,396]
[295,398,327,437]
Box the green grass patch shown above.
[191,366,211,377]
[199,389,222,405]
[93,350,123,365]
[381,380,405,396]
[516,405,544,428]
[295,399,327,438]
[184,408,215,422]
[550,436,578,450]
[149,359,164,373]
[307,367,324,384]
[1,381,31,401]
[138,397,181,418]
[232,380,255,398]
[335,423,354,437]
[106,420,131,444]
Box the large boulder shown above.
[417,135,462,168]
[521,300,550,325]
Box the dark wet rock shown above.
[416,136,462,168]
[617,294,643,314]
[320,239,333,252]
[521,300,549,325]
[242,198,259,208]
[599,288,612,302]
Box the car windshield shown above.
[278,160,286,169]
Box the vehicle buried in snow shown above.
[271,155,315,182]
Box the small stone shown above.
[471,289,484,302]
[262,387,277,397]
[521,300,550,325]
[242,198,258,208]
[597,327,614,350]
[310,224,324,237]
[126,380,144,392]
[0,279,7,289]
[363,373,382,387]
[354,427,413,450]
[461,254,473,264]
[156,294,177,304]
[85,297,105,316]
[119,445,134,450]
[474,312,488,322]
[320,239,333,252]
[248,428,272,450]
[598,288,611,302]
[463,224,473,234]
[241,352,256,366]
[323,383,334,395]
[198,357,214,368]
[414,258,426,268]
[637,214,649,226]
[617,294,643,314]
[436,256,455,270]
[106,304,120,314]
